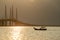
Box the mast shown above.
[10,8,12,19]
[12,5,14,19]
[5,5,7,26]
[16,8,18,20]
[12,5,14,26]
[9,8,12,26]
[5,5,7,19]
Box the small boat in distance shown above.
[33,26,47,30]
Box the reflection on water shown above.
[0,26,60,40]
[10,27,22,40]
[0,27,24,40]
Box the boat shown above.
[33,26,47,30]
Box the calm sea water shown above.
[0,26,60,40]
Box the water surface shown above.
[0,26,60,40]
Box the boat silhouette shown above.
[33,27,47,30]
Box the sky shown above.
[0,0,60,25]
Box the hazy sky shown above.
[0,0,60,25]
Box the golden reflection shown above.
[10,27,23,40]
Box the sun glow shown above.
[29,0,35,2]
[30,0,34,2]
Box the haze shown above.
[0,0,60,25]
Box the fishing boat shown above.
[33,26,47,30]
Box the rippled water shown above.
[0,26,60,40]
